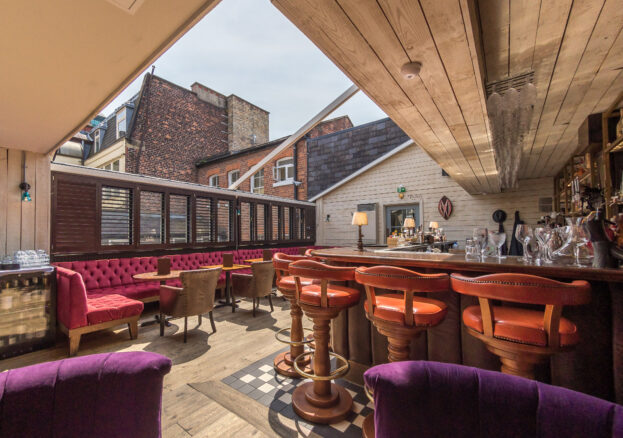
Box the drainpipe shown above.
[293,142,298,200]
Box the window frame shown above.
[227,169,240,187]
[116,108,126,139]
[273,157,294,184]
[93,130,101,153]
[251,168,264,194]
[208,175,219,187]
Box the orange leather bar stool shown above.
[289,259,360,424]
[355,265,449,438]
[273,252,318,377]
[355,265,449,362]
[450,273,591,379]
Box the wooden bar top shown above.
[311,247,623,283]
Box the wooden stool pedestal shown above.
[292,310,352,424]
[274,291,311,378]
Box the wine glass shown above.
[473,227,488,259]
[524,235,540,263]
[534,227,554,263]
[488,231,506,260]
[570,224,590,266]
[515,225,533,263]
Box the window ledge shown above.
[273,179,294,187]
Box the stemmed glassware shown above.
[488,231,506,261]
[534,226,554,263]
[473,227,488,260]
[569,224,591,266]
[515,224,533,263]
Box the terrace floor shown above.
[0,295,328,437]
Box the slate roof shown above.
[306,117,410,198]
[87,96,137,159]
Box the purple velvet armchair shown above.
[0,352,172,438]
[364,361,623,438]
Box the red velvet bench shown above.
[56,267,144,356]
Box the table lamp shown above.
[403,217,416,237]
[429,221,439,232]
[352,212,368,251]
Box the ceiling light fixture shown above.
[400,62,422,79]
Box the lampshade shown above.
[352,212,368,226]
[403,217,416,228]
[429,221,439,229]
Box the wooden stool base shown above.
[362,413,375,438]
[273,351,311,378]
[292,382,352,424]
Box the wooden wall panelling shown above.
[0,148,7,255]
[478,0,510,81]
[34,153,51,251]
[20,152,36,250]
[420,0,499,191]
[543,9,623,175]
[338,0,492,193]
[508,0,541,75]
[6,149,22,254]
[524,0,605,178]
[271,0,483,194]
[515,0,573,177]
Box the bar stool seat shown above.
[451,273,590,380]
[277,276,318,291]
[365,294,447,326]
[299,284,360,307]
[463,305,579,347]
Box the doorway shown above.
[385,204,420,237]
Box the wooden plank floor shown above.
[0,295,299,437]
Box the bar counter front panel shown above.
[311,247,622,403]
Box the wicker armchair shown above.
[231,261,275,316]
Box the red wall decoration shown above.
[438,196,453,220]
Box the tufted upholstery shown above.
[86,294,144,325]
[0,352,172,438]
[54,247,322,304]
[364,361,623,438]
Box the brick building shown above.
[62,74,270,183]
[195,117,353,200]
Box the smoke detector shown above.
[400,62,422,79]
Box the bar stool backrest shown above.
[355,265,449,327]
[450,272,591,349]
[450,273,591,306]
[273,253,308,280]
[289,260,356,282]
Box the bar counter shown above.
[311,247,623,403]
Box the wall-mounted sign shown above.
[438,196,453,220]
[396,185,406,199]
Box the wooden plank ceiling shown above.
[272,0,623,194]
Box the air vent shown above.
[486,71,535,97]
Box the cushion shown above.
[277,275,319,291]
[299,284,360,308]
[86,294,144,326]
[88,282,160,301]
[463,305,580,347]
[364,293,447,326]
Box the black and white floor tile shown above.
[221,349,374,438]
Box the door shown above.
[385,204,419,237]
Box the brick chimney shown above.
[191,82,227,109]
[226,95,269,152]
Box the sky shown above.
[102,0,387,140]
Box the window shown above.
[169,195,190,244]
[273,158,294,183]
[112,160,120,171]
[227,170,239,187]
[251,169,264,194]
[116,108,126,138]
[140,191,164,244]
[256,204,265,240]
[94,130,101,153]
[385,205,419,237]
[101,186,132,246]
[196,197,212,243]
[217,200,231,242]
[208,175,219,187]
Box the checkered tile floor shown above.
[221,349,374,438]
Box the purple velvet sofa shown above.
[364,361,623,438]
[0,352,172,438]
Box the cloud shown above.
[102,0,386,139]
